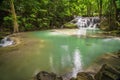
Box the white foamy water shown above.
[72,49,82,77]
[0,37,14,47]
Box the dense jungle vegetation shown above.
[0,0,120,34]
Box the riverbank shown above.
[0,29,120,42]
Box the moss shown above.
[64,23,77,28]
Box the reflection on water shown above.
[72,49,82,77]
[49,55,55,73]
[0,30,120,80]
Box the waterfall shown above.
[75,16,100,29]
[74,17,100,36]
[0,37,14,47]
[72,49,82,77]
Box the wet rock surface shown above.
[71,72,94,80]
[95,64,120,80]
[35,71,63,80]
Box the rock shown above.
[70,77,76,80]
[76,72,94,80]
[35,71,63,80]
[95,64,120,80]
[35,60,120,80]
[117,51,120,58]
[70,72,94,80]
[6,37,12,41]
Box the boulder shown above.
[76,72,94,80]
[95,64,120,80]
[35,71,63,80]
[70,72,94,80]
[117,51,120,58]
[70,77,76,80]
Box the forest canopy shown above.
[0,0,120,32]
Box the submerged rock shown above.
[35,71,63,80]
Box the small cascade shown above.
[75,17,100,29]
[72,49,82,77]
[88,23,93,29]
[0,37,14,47]
[72,16,100,36]
[93,24,97,29]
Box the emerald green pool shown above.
[0,30,120,80]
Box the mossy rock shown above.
[95,64,120,80]
[35,71,63,80]
[77,72,94,80]
[75,72,94,80]
[64,23,77,28]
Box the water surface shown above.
[0,30,120,80]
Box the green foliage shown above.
[24,23,34,31]
[0,0,120,31]
[3,15,13,27]
[4,16,12,21]
[116,0,120,8]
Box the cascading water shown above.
[72,49,82,77]
[72,16,100,36]
[0,37,13,47]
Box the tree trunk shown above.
[86,1,91,17]
[87,5,90,17]
[112,0,117,28]
[10,0,19,33]
[99,0,102,22]
[96,0,100,16]
[108,1,112,30]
